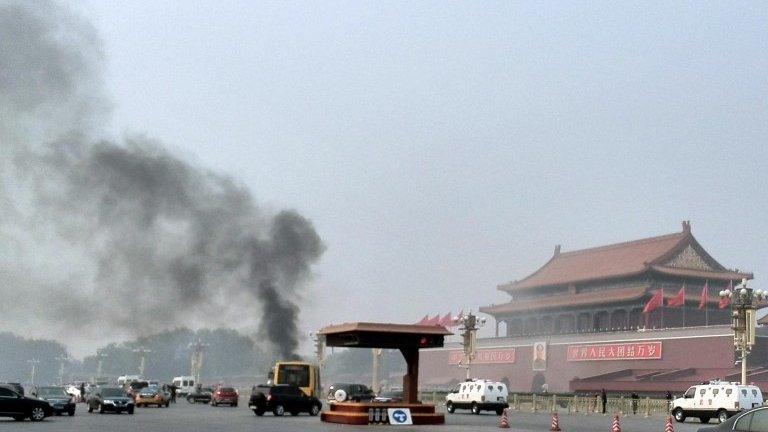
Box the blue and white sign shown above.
[387,408,413,425]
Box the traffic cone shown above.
[550,412,562,432]
[664,416,674,432]
[611,414,621,432]
[499,408,510,428]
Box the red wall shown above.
[420,334,747,393]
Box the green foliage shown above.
[80,328,268,381]
[0,332,70,384]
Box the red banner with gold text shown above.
[566,342,662,361]
[448,348,516,365]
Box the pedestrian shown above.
[665,390,672,401]
[631,392,639,415]
[601,388,607,414]
[170,384,177,403]
[80,382,86,404]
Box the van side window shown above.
[684,388,695,398]
[488,385,493,391]
[498,386,503,391]
[461,385,466,392]
[753,389,758,397]
[742,389,748,396]
[726,389,733,396]
[699,388,706,396]
[712,389,719,396]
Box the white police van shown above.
[172,376,196,396]
[670,380,763,424]
[445,380,508,415]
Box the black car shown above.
[37,386,76,416]
[186,387,213,404]
[698,406,768,432]
[249,384,322,417]
[1,383,24,396]
[0,384,53,421]
[327,383,375,402]
[88,386,135,414]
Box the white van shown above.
[172,376,196,396]
[117,375,141,386]
[670,381,763,424]
[445,380,509,415]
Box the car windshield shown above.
[102,388,125,397]
[141,386,158,393]
[38,387,67,397]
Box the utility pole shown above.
[188,340,209,384]
[55,355,70,385]
[27,359,40,386]
[454,311,486,380]
[720,279,764,385]
[132,348,152,377]
[95,352,108,380]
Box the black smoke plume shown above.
[0,0,324,358]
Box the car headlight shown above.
[103,399,114,404]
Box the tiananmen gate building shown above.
[420,222,768,394]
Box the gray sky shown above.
[74,1,767,350]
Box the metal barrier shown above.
[419,391,672,417]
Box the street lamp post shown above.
[55,355,70,385]
[453,311,486,381]
[27,359,40,386]
[132,348,152,377]
[720,279,765,385]
[188,340,209,384]
[95,352,108,380]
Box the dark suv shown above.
[87,386,135,414]
[0,384,53,421]
[248,384,321,417]
[327,383,375,402]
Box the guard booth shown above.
[318,322,452,425]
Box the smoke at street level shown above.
[0,0,324,358]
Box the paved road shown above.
[0,399,712,431]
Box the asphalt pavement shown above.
[0,398,713,432]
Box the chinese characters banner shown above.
[566,341,662,361]
[448,348,516,365]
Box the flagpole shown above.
[661,284,664,329]
[705,280,709,327]
[682,283,686,328]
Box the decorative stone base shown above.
[320,402,445,425]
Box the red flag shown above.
[719,281,733,309]
[698,281,709,310]
[415,315,429,325]
[643,290,664,313]
[438,312,452,327]
[425,314,441,326]
[667,286,685,308]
